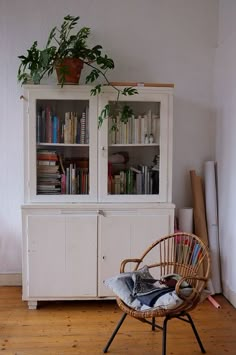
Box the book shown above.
[52,115,59,143]
[46,106,52,143]
[192,243,201,265]
[80,112,86,144]
[120,171,126,194]
[61,173,66,194]
[37,165,59,173]
[85,106,89,144]
[37,154,58,161]
[38,160,56,166]
[136,173,143,194]
[64,112,71,144]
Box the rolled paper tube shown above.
[178,208,193,233]
[207,295,221,309]
[190,170,209,246]
[190,170,209,276]
[204,161,222,294]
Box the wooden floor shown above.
[0,287,235,355]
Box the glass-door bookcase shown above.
[98,85,173,203]
[23,85,98,203]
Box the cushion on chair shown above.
[104,266,193,311]
[104,265,155,309]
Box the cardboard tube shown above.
[178,207,193,233]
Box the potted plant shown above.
[17,14,138,126]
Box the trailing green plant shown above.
[97,87,138,129]
[17,14,138,127]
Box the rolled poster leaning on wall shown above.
[204,161,222,294]
[178,207,193,233]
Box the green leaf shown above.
[46,27,56,47]
[90,84,102,96]
[40,50,50,67]
[98,104,110,127]
[85,68,100,83]
[121,87,138,96]
[120,105,134,124]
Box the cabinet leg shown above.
[28,301,37,310]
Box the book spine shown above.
[52,115,58,143]
[71,166,76,194]
[61,173,66,194]
[120,171,125,194]
[41,109,46,142]
[136,173,142,194]
[66,167,70,194]
[80,112,86,144]
[46,106,52,143]
[73,113,77,144]
[36,112,41,143]
[64,112,70,144]
[85,106,89,144]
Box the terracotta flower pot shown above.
[56,58,84,84]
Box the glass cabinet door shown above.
[98,87,173,203]
[25,86,98,202]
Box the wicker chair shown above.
[103,232,211,355]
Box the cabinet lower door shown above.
[98,209,173,296]
[26,214,97,298]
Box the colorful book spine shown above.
[52,115,58,143]
[61,174,66,194]
[46,106,52,143]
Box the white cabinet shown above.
[22,207,97,309]
[22,204,174,307]
[21,84,175,308]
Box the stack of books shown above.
[37,150,61,194]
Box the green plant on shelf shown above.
[17,14,138,127]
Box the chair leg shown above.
[185,313,206,354]
[152,317,155,331]
[103,313,127,353]
[162,316,169,355]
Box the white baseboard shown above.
[0,273,22,286]
[222,282,236,308]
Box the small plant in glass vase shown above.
[17,14,138,127]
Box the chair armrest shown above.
[175,275,208,303]
[120,258,142,273]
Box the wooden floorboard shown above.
[0,287,235,354]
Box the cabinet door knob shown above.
[101,146,105,151]
[98,210,105,217]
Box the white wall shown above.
[214,0,236,307]
[0,0,218,275]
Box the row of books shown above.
[109,110,160,145]
[108,165,159,195]
[175,237,203,266]
[37,150,89,195]
[61,165,89,195]
[37,150,160,196]
[36,106,89,144]
[37,170,89,195]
